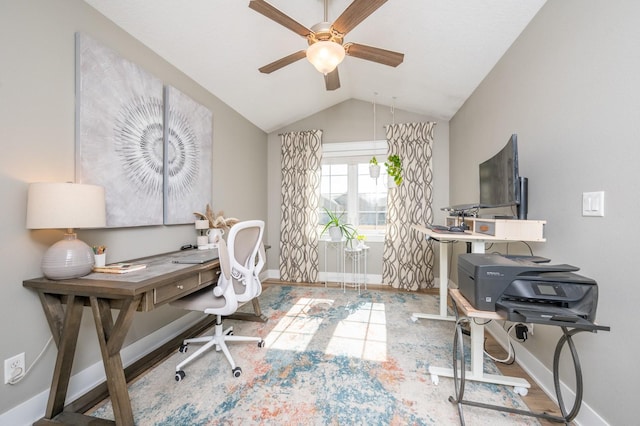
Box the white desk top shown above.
[412,223,545,243]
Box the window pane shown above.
[319,150,389,236]
[320,163,348,225]
[357,163,387,232]
[331,164,348,174]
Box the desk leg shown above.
[38,293,84,421]
[429,318,530,389]
[226,297,268,322]
[90,296,141,426]
[412,238,486,323]
[411,241,456,322]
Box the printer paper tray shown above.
[496,303,609,331]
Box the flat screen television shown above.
[479,134,520,208]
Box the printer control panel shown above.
[532,282,567,298]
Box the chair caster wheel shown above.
[232,367,242,377]
[258,340,265,348]
[411,315,419,323]
[175,370,186,382]
[226,330,235,336]
[179,344,188,353]
[514,386,528,396]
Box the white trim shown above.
[322,140,387,158]
[0,311,206,426]
[486,321,610,426]
[264,269,383,286]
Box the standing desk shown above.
[411,220,545,389]
[411,221,546,322]
[23,250,265,426]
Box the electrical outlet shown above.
[4,353,25,384]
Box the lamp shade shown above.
[195,219,210,230]
[26,183,106,280]
[27,182,106,229]
[306,41,345,75]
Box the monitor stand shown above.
[517,177,528,220]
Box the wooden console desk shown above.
[23,250,263,425]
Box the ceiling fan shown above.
[249,0,404,91]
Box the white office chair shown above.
[170,220,266,380]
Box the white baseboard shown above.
[264,268,383,286]
[0,311,206,426]
[486,321,609,426]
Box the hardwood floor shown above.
[264,280,568,425]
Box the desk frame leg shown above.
[225,297,268,322]
[411,242,456,322]
[90,296,141,425]
[39,293,85,421]
[429,320,530,388]
[35,293,141,425]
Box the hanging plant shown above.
[369,156,381,179]
[385,154,403,186]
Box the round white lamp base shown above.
[41,233,95,280]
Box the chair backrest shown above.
[207,238,239,316]
[225,220,265,303]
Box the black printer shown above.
[457,253,602,329]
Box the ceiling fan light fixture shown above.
[306,40,345,75]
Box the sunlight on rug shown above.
[87,285,539,425]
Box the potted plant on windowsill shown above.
[321,208,356,242]
[385,154,403,187]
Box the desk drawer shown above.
[154,275,200,305]
[200,269,218,285]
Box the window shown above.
[320,141,388,240]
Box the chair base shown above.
[174,315,264,380]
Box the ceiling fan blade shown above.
[332,0,388,35]
[258,50,307,74]
[249,0,312,37]
[345,42,404,67]
[324,68,340,91]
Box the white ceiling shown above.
[83,0,546,133]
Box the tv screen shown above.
[479,134,519,207]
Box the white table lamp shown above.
[27,182,106,280]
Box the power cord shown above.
[482,322,530,365]
[7,336,53,385]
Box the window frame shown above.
[321,140,388,242]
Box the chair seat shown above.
[169,286,228,312]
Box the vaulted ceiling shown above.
[83,0,546,133]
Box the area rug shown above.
[88,285,539,425]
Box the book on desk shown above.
[92,263,147,274]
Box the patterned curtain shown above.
[383,122,436,290]
[279,130,322,282]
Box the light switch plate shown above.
[582,191,605,217]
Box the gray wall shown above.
[266,99,450,278]
[0,0,266,416]
[450,1,638,424]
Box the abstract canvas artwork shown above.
[75,33,213,227]
[76,33,164,227]
[163,86,212,225]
